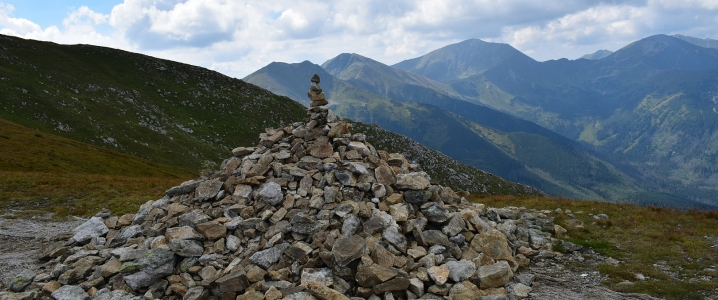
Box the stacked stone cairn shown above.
[5,75,569,300]
[307,73,328,107]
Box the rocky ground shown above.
[0,215,661,300]
[0,215,83,290]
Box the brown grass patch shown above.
[472,195,718,300]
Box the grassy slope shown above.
[476,195,718,300]
[0,34,307,171]
[0,118,194,217]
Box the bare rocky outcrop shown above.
[2,75,580,300]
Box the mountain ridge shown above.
[245,59,659,205]
[392,34,718,206]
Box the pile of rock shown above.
[2,75,570,300]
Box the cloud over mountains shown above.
[1,0,717,78]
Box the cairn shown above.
[307,73,328,107]
[3,75,571,300]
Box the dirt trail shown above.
[0,215,84,288]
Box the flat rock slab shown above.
[332,235,366,267]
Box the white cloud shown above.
[0,3,124,49]
[0,3,42,36]
[2,0,718,77]
[501,1,718,60]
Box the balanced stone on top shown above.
[308,73,329,107]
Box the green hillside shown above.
[0,118,191,177]
[0,34,307,172]
[0,118,193,217]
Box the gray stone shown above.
[291,213,329,235]
[394,172,430,190]
[422,230,450,247]
[169,239,204,257]
[298,156,322,169]
[382,226,407,253]
[332,235,366,266]
[335,170,357,186]
[283,292,317,300]
[183,286,209,300]
[429,245,447,254]
[226,235,242,252]
[300,268,333,286]
[446,260,476,282]
[403,190,432,204]
[263,280,293,291]
[121,249,176,290]
[442,214,465,237]
[165,226,205,241]
[132,200,153,225]
[166,179,202,197]
[10,269,35,292]
[51,285,90,300]
[249,243,290,269]
[341,214,361,236]
[0,291,37,300]
[72,217,109,244]
[511,283,532,297]
[421,203,450,223]
[478,296,508,300]
[449,234,466,245]
[109,224,143,247]
[493,207,521,220]
[408,278,424,297]
[478,260,513,289]
[346,162,370,175]
[257,182,283,206]
[178,210,210,228]
[193,178,224,201]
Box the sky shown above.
[1,0,717,79]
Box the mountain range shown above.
[3,31,716,209]
[246,34,718,209]
[0,33,538,198]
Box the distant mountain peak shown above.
[579,49,613,60]
[392,38,536,82]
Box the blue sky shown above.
[2,0,116,28]
[2,0,717,78]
